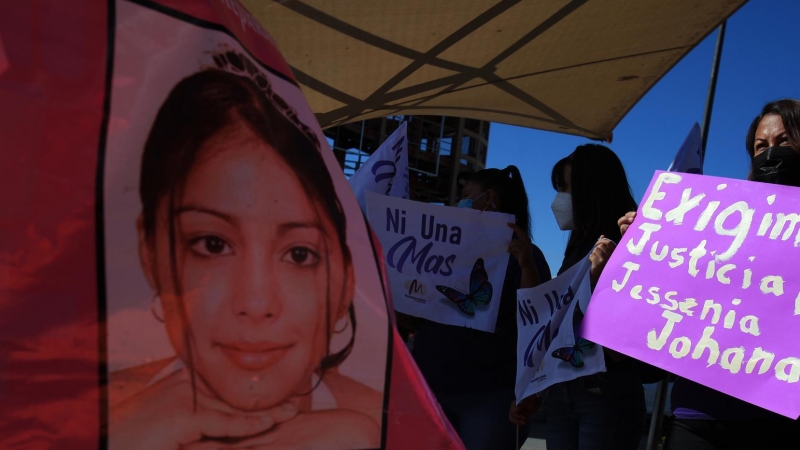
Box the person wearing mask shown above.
[512,144,646,450]
[412,166,551,449]
[618,98,800,449]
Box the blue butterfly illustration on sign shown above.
[551,301,595,368]
[435,258,493,317]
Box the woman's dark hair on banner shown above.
[110,49,381,450]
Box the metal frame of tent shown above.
[644,20,727,450]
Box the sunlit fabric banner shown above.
[348,122,409,213]
[365,192,513,333]
[0,1,463,448]
[515,255,605,403]
[583,171,800,419]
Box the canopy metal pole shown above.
[700,21,727,159]
[644,22,727,450]
[645,377,670,450]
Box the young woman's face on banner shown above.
[140,124,354,411]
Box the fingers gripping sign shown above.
[508,396,541,427]
[618,211,637,237]
[590,235,617,287]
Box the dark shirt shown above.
[412,244,551,396]
[557,239,594,276]
[671,377,774,420]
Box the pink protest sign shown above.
[583,170,800,418]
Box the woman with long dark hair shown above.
[512,144,645,450]
[550,145,638,277]
[412,165,552,449]
[109,52,380,450]
[618,98,800,450]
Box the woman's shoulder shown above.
[322,369,383,425]
[108,357,176,406]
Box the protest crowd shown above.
[4,2,800,450]
[398,99,800,450]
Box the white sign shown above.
[349,122,409,212]
[515,255,606,402]
[365,191,514,332]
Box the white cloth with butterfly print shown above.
[365,191,515,333]
[514,253,606,403]
[349,121,409,213]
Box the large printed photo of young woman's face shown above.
[102,2,389,449]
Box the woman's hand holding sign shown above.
[508,223,541,289]
[618,211,636,236]
[589,235,628,362]
[589,235,617,288]
[508,396,541,426]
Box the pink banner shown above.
[0,1,463,448]
[583,170,800,418]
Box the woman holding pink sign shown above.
[617,99,800,450]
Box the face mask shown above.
[457,198,473,209]
[551,192,574,230]
[752,146,800,187]
[457,191,487,209]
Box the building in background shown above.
[324,115,490,205]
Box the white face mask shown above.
[551,192,574,230]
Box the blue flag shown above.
[668,122,703,174]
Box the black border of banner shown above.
[362,212,394,449]
[95,0,116,448]
[94,1,393,448]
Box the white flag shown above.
[668,122,703,174]
[348,121,409,212]
[515,255,606,402]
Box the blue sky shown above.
[486,0,800,276]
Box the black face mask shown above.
[751,146,800,187]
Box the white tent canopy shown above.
[243,0,746,139]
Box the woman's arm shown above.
[181,370,381,450]
[589,236,615,289]
[520,264,541,289]
[589,234,629,362]
[109,369,297,450]
[508,395,542,426]
[508,223,541,289]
